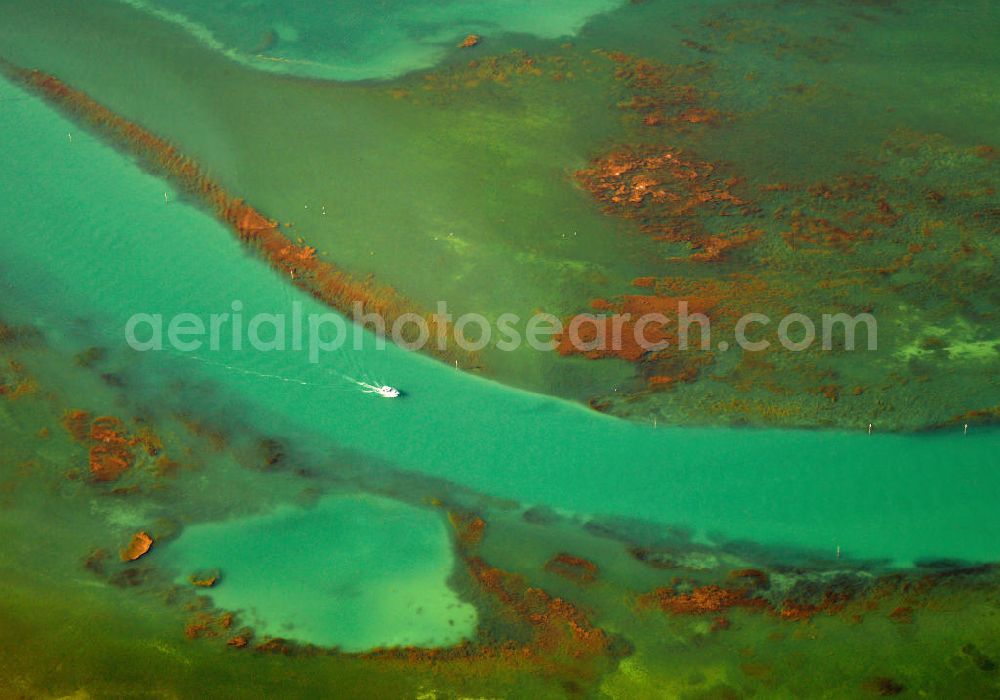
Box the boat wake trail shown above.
[178,353,401,397]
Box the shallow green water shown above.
[4,0,998,432]
[2,4,1000,693]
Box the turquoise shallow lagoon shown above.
[119,0,625,80]
[161,494,477,650]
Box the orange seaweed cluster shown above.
[61,409,92,442]
[575,146,759,259]
[62,410,168,483]
[553,271,799,396]
[639,583,768,615]
[227,635,250,649]
[683,225,765,263]
[189,569,221,588]
[783,210,875,252]
[730,568,769,587]
[185,610,236,640]
[544,553,599,585]
[556,294,716,367]
[599,51,717,130]
[936,406,1000,429]
[89,417,135,482]
[419,50,546,92]
[552,272,788,384]
[120,531,153,561]
[553,270,792,390]
[773,175,906,254]
[448,510,486,547]
[639,567,950,626]
[1,378,37,400]
[778,591,853,621]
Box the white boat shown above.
[373,384,401,398]
[354,380,400,398]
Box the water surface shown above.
[1,74,997,573]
